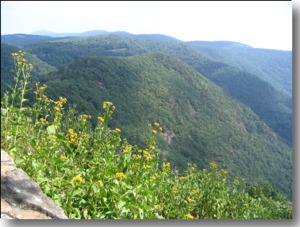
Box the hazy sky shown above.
[1,1,292,50]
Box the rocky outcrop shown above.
[1,150,68,219]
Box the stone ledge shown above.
[1,150,68,219]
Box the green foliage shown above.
[33,53,292,200]
[187,41,292,96]
[1,43,56,98]
[12,34,292,147]
[1,53,292,219]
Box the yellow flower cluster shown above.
[39,117,47,123]
[187,198,195,203]
[142,164,152,169]
[133,154,142,160]
[179,176,187,181]
[66,128,78,144]
[72,175,83,185]
[116,172,126,180]
[96,180,103,185]
[80,114,92,123]
[185,214,195,219]
[191,189,199,195]
[143,150,153,161]
[162,162,171,168]
[113,128,121,133]
[60,155,68,161]
[151,130,157,135]
[98,116,104,122]
[54,96,67,112]
[34,82,47,95]
[149,145,155,150]
[11,51,33,70]
[122,144,132,154]
[103,101,115,109]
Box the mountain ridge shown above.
[37,53,292,199]
[9,34,291,146]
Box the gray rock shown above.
[1,150,68,219]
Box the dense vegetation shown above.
[0,34,293,199]
[1,52,292,219]
[1,43,56,96]
[187,41,292,96]
[3,34,290,146]
[34,53,292,200]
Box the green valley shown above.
[36,53,292,199]
[1,33,293,201]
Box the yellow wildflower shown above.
[54,106,60,111]
[103,101,113,109]
[60,155,68,161]
[143,164,151,169]
[39,118,47,123]
[122,145,132,154]
[187,198,195,203]
[113,128,121,133]
[116,172,126,180]
[72,175,83,185]
[151,130,157,135]
[179,176,187,181]
[149,145,155,150]
[185,214,195,219]
[143,150,153,161]
[162,162,171,168]
[96,180,103,185]
[98,116,104,122]
[154,122,160,127]
[133,154,142,159]
[191,189,199,195]
[66,128,78,144]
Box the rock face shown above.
[1,150,68,219]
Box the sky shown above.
[1,1,292,51]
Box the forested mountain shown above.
[1,34,59,46]
[187,41,292,96]
[8,34,291,146]
[35,54,292,199]
[0,33,292,199]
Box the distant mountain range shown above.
[0,30,292,199]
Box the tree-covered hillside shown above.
[15,34,292,147]
[37,53,292,199]
[187,41,292,96]
[1,34,59,46]
[1,51,292,219]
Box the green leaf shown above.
[117,201,126,210]
[47,125,56,135]
[15,158,24,165]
